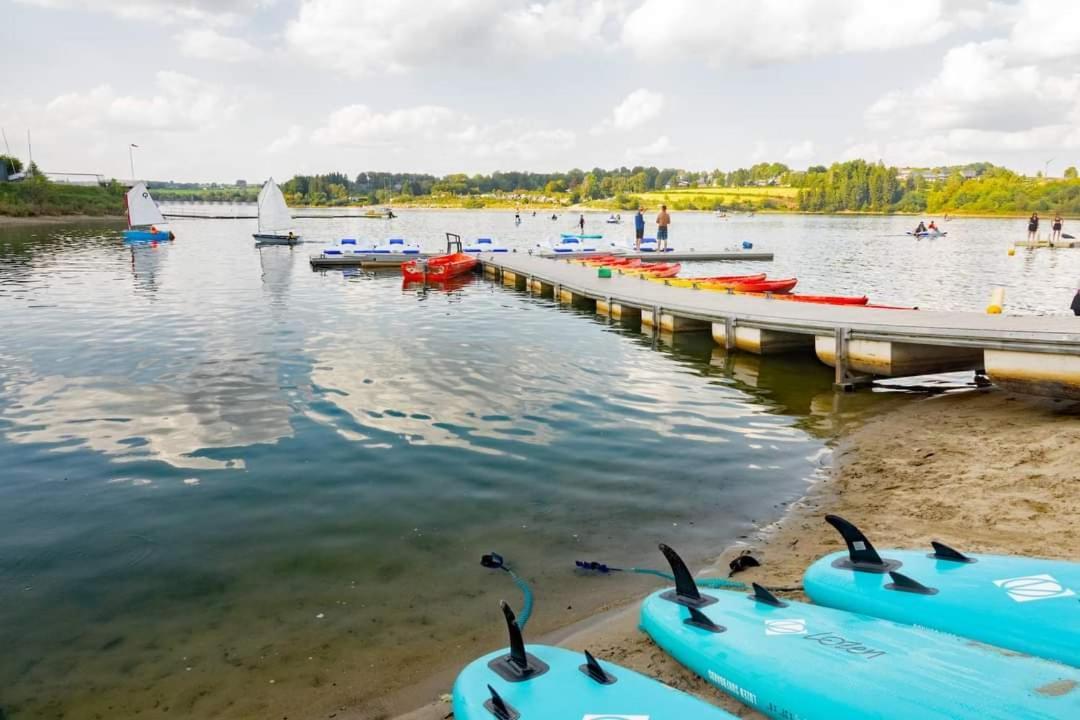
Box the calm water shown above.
[0,210,1073,719]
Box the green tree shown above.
[1065,166,1078,179]
[0,155,23,176]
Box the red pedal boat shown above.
[401,251,478,282]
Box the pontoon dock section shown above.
[477,253,1080,400]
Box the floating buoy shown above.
[986,287,1005,314]
[1007,246,1015,256]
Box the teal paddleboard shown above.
[803,515,1080,668]
[639,544,1080,720]
[453,602,736,719]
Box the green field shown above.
[628,186,799,211]
[0,179,125,217]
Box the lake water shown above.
[0,210,1075,719]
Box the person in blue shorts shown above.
[634,207,645,250]
[656,204,671,251]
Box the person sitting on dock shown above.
[1028,212,1039,242]
[634,207,645,251]
[656,205,671,251]
[1052,213,1063,244]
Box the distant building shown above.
[236,179,247,187]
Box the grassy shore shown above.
[0,180,124,217]
[388,388,1080,720]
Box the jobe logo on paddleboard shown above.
[802,632,886,660]
[993,574,1076,603]
[765,618,807,635]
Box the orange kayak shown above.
[621,262,680,277]
[740,292,869,305]
[703,278,797,293]
[401,252,478,282]
[686,273,767,283]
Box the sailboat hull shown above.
[124,229,173,242]
[253,233,301,244]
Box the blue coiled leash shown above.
[481,552,534,630]
[574,559,748,590]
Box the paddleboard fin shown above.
[488,601,550,682]
[750,582,789,608]
[930,541,976,563]
[886,571,939,596]
[658,544,718,608]
[579,649,617,685]
[484,684,520,720]
[684,606,726,633]
[825,515,901,574]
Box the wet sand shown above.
[389,388,1080,719]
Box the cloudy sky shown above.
[3,0,1079,182]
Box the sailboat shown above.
[123,183,174,241]
[253,178,300,244]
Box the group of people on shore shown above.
[1027,212,1065,244]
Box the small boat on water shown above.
[123,183,174,242]
[605,214,621,224]
[908,230,947,238]
[402,251,477,282]
[253,178,299,244]
[540,235,618,255]
[360,208,396,219]
[345,238,422,254]
[464,237,509,253]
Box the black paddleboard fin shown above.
[658,543,717,608]
[488,601,550,682]
[684,606,725,633]
[930,541,976,563]
[750,582,788,608]
[484,684,520,720]
[886,571,938,595]
[579,649,617,685]
[825,515,900,574]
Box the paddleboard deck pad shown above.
[639,543,1080,720]
[803,515,1080,668]
[453,602,736,719]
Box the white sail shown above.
[126,183,166,228]
[257,178,294,235]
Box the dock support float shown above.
[642,308,710,333]
[833,329,873,392]
[712,322,813,355]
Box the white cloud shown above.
[484,128,577,161]
[597,88,665,135]
[286,0,619,75]
[266,125,304,154]
[312,105,459,146]
[622,0,968,66]
[46,71,239,131]
[178,28,260,62]
[784,140,815,164]
[627,135,672,159]
[15,0,266,26]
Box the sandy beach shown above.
[390,387,1080,720]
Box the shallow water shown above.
[0,210,1071,719]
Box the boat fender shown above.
[987,287,1005,314]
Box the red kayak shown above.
[744,293,869,305]
[641,263,681,278]
[705,277,797,293]
[690,273,767,283]
[401,252,478,282]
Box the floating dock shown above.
[478,254,1080,400]
[310,253,431,269]
[538,250,773,261]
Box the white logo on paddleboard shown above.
[993,574,1076,603]
[765,618,807,635]
[582,716,650,720]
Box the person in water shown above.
[914,221,927,234]
[1028,212,1039,242]
[1051,213,1063,244]
[928,220,938,231]
[551,214,558,220]
[579,214,585,233]
[1073,285,1080,316]
[656,204,671,250]
[634,207,645,250]
[515,209,521,224]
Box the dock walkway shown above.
[478,254,1080,399]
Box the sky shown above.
[2,0,1079,182]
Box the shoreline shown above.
[387,387,1080,720]
[0,214,125,227]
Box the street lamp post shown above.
[129,143,138,182]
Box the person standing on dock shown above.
[1027,212,1039,243]
[579,214,585,234]
[656,204,671,251]
[1051,213,1063,244]
[634,207,645,250]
